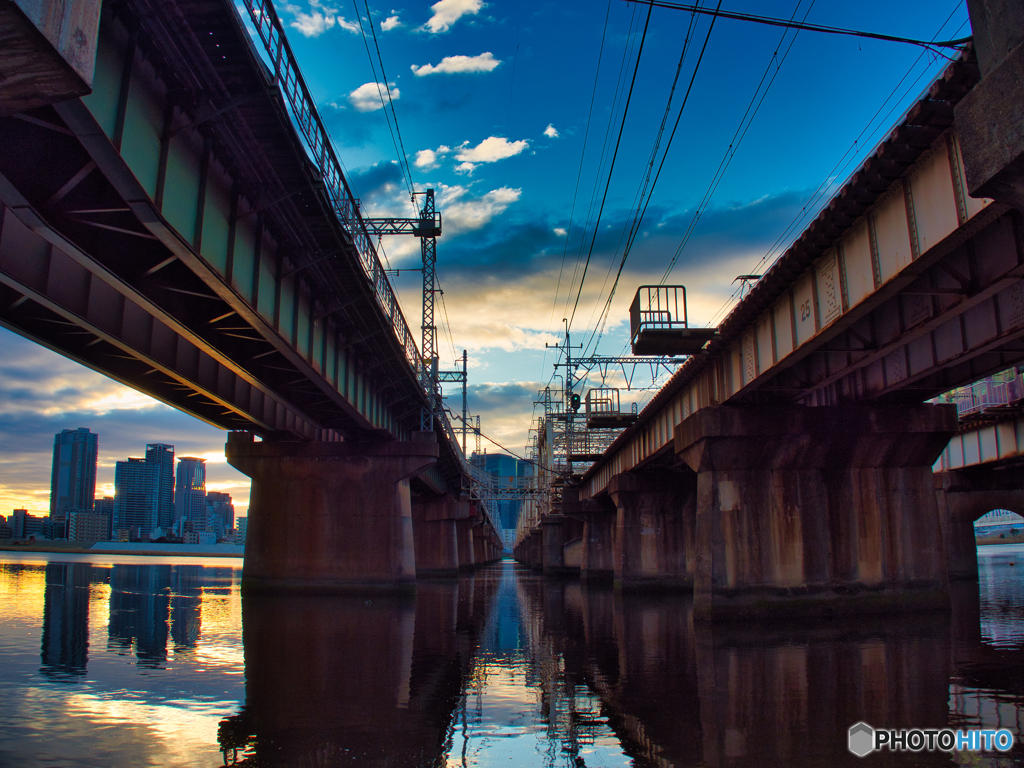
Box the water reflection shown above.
[219,578,494,766]
[40,563,92,682]
[0,552,1023,766]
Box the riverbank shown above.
[976,533,1024,546]
[0,540,244,558]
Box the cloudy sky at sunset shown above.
[0,0,970,516]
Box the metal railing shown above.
[239,0,422,383]
[235,0,512,536]
[933,369,1024,417]
[629,286,689,339]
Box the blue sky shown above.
[0,0,971,516]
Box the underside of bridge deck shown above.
[0,0,508,591]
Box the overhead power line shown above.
[353,0,415,205]
[658,0,814,287]
[567,1,654,332]
[624,1,972,52]
[701,4,968,328]
[585,0,723,356]
[543,0,614,382]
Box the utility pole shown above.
[437,349,469,458]
[363,190,443,430]
[462,350,467,455]
[545,320,583,475]
[418,190,439,385]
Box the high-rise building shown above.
[480,453,529,532]
[10,509,27,538]
[113,458,159,539]
[145,444,175,530]
[93,497,114,540]
[50,428,98,538]
[174,458,206,528]
[68,512,111,541]
[205,491,233,535]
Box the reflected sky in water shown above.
[0,549,1022,766]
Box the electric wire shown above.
[657,0,814,288]
[700,4,967,328]
[545,0,613,339]
[560,1,643,329]
[363,0,415,198]
[584,0,725,357]
[544,0,640,391]
[435,267,461,368]
[352,0,415,205]
[566,1,654,332]
[580,3,703,356]
[626,1,971,52]
[448,410,555,471]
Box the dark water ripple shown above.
[0,549,1021,767]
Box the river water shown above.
[0,547,1021,767]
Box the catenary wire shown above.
[560,1,643,329]
[352,0,415,205]
[656,0,814,288]
[584,0,725,357]
[625,1,971,52]
[700,4,967,328]
[567,1,654,332]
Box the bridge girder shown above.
[0,0,462,458]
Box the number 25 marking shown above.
[800,301,812,322]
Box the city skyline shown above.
[0,332,251,517]
[3,419,241,536]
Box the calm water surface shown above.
[0,546,1022,767]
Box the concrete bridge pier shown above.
[571,495,617,583]
[955,0,1024,208]
[675,404,958,620]
[520,526,544,569]
[935,467,1024,581]
[455,514,477,570]
[579,500,617,583]
[226,431,437,593]
[607,471,696,590]
[411,493,467,577]
[538,512,583,576]
[540,515,567,574]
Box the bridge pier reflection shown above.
[520,572,971,767]
[223,573,496,766]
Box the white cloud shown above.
[414,145,451,170]
[440,185,521,232]
[411,52,500,76]
[337,16,359,32]
[286,1,359,37]
[543,124,559,138]
[452,136,528,175]
[553,227,567,237]
[424,0,484,33]
[381,14,402,30]
[290,10,336,36]
[348,81,400,112]
[415,149,438,169]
